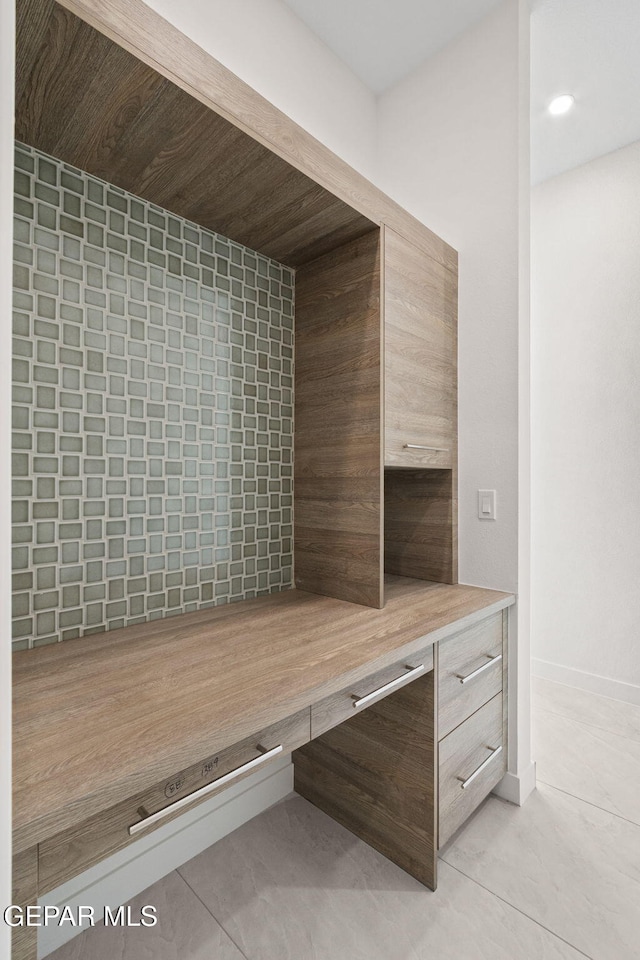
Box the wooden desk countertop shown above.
[13,577,514,852]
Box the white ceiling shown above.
[282,0,502,94]
[531,0,640,183]
[282,0,640,184]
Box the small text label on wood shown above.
[202,758,219,778]
[164,776,186,799]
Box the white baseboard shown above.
[492,762,536,806]
[532,658,640,707]
[38,756,294,958]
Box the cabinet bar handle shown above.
[352,663,425,710]
[403,444,449,453]
[458,745,502,790]
[456,653,502,684]
[128,744,284,836]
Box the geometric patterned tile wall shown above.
[12,142,294,649]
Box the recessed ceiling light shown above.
[548,94,575,116]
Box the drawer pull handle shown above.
[458,745,503,790]
[352,663,426,710]
[403,444,449,453]
[128,744,284,836]
[456,653,502,684]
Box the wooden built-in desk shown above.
[11,5,510,960]
[12,577,514,960]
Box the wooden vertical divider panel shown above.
[294,669,438,889]
[294,229,384,608]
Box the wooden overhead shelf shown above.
[16,0,376,266]
[16,0,458,271]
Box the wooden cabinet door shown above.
[384,226,457,468]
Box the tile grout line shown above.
[12,140,296,650]
[441,860,597,960]
[533,703,640,746]
[175,868,253,960]
[534,776,640,831]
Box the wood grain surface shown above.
[37,0,457,273]
[438,692,506,846]
[385,468,457,584]
[438,612,503,740]
[38,708,310,894]
[11,845,37,960]
[16,0,375,266]
[12,923,36,960]
[295,668,438,889]
[11,843,37,909]
[295,231,383,607]
[13,578,513,852]
[384,226,458,468]
[382,224,458,588]
[310,644,434,738]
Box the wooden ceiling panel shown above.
[16,0,112,151]
[15,0,376,266]
[51,57,171,182]
[263,198,376,267]
[167,133,286,237]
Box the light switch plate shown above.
[478,489,497,521]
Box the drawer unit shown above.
[438,612,503,739]
[439,692,505,846]
[38,708,310,894]
[311,645,434,738]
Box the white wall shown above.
[376,0,533,798]
[377,0,521,595]
[1,0,15,953]
[142,0,377,180]
[532,140,640,705]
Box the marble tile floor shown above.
[50,678,640,960]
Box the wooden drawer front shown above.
[311,646,434,738]
[39,708,310,894]
[438,612,503,739]
[439,692,505,846]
